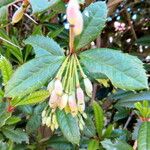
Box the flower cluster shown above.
[12,0,29,24]
[114,21,126,32]
[42,54,92,130]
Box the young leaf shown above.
[0,56,13,85]
[88,139,100,150]
[0,141,8,150]
[29,0,65,14]
[2,127,29,144]
[93,101,104,138]
[24,35,64,57]
[5,116,21,125]
[80,48,148,90]
[138,122,150,150]
[75,1,107,50]
[12,90,49,106]
[101,139,133,150]
[56,109,80,145]
[0,6,8,25]
[5,55,64,98]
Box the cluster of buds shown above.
[66,0,83,36]
[42,54,93,130]
[42,108,58,131]
[12,0,30,24]
[114,21,126,32]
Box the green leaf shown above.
[0,0,14,7]
[0,111,11,127]
[5,55,64,97]
[93,101,104,138]
[25,35,64,57]
[2,127,29,144]
[47,135,73,150]
[75,1,107,50]
[0,56,13,85]
[138,122,150,150]
[136,35,150,46]
[0,141,8,150]
[101,139,133,150]
[83,117,96,138]
[12,90,49,106]
[88,139,100,150]
[56,109,80,145]
[115,91,150,108]
[0,6,8,25]
[29,0,65,14]
[80,48,148,90]
[103,124,114,139]
[5,116,21,125]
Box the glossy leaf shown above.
[101,139,133,150]
[56,109,80,145]
[75,1,107,50]
[138,122,150,150]
[93,101,104,138]
[80,48,148,90]
[5,55,64,97]
[25,35,64,57]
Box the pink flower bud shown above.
[12,6,24,24]
[54,79,63,96]
[49,90,59,109]
[68,94,78,116]
[73,12,83,35]
[84,78,93,97]
[59,93,68,110]
[66,0,80,25]
[47,79,54,94]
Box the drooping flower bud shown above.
[42,117,47,125]
[49,90,59,109]
[12,6,24,24]
[83,78,93,97]
[46,116,51,127]
[42,110,46,118]
[52,114,59,129]
[68,94,78,116]
[66,0,80,25]
[73,12,83,36]
[54,79,63,96]
[59,93,68,110]
[76,87,85,112]
[47,79,54,94]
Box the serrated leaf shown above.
[115,91,150,108]
[5,116,21,125]
[2,127,29,144]
[88,139,100,150]
[101,139,133,150]
[56,109,80,145]
[29,0,65,13]
[75,1,107,50]
[47,135,73,150]
[80,48,148,90]
[12,90,49,106]
[26,114,41,133]
[25,35,64,57]
[5,55,64,97]
[0,111,11,127]
[138,122,150,150]
[83,117,96,138]
[0,141,8,150]
[93,101,104,138]
[0,56,13,85]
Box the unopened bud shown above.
[73,12,83,35]
[59,93,68,110]
[68,94,78,116]
[49,90,59,109]
[54,79,63,96]
[84,78,93,97]
[12,6,24,24]
[46,117,51,127]
[66,0,80,25]
[42,110,46,118]
[47,79,54,94]
[76,87,85,112]
[42,117,47,125]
